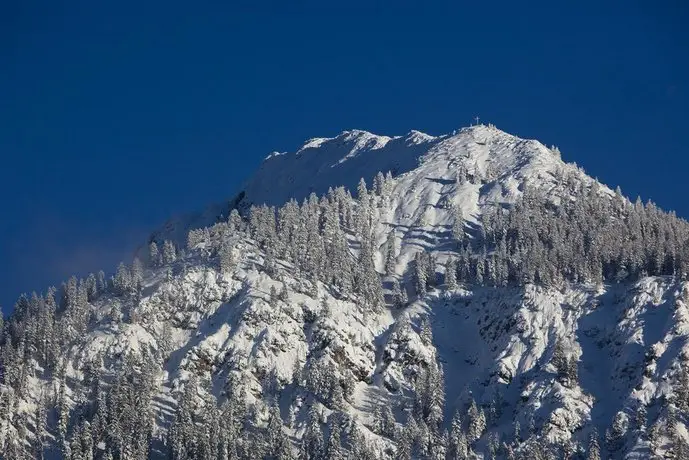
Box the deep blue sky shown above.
[1,1,687,312]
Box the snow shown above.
[9,123,688,458]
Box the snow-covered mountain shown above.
[3,124,689,460]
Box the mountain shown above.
[3,124,689,459]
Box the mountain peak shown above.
[151,124,578,248]
[242,124,567,207]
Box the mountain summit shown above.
[3,124,689,459]
[155,125,570,245]
[242,125,560,206]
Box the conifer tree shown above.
[451,204,464,243]
[326,419,344,460]
[34,391,47,459]
[467,399,486,444]
[605,411,627,453]
[385,231,397,275]
[302,406,324,460]
[219,242,235,274]
[587,430,601,460]
[448,411,468,460]
[391,279,406,308]
[445,257,458,289]
[162,240,177,264]
[414,252,429,297]
[131,257,144,288]
[373,172,385,197]
[149,241,160,267]
[114,262,132,296]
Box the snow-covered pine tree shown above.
[113,262,133,295]
[219,241,236,274]
[302,406,325,460]
[162,240,177,264]
[419,316,433,346]
[445,257,458,289]
[587,430,601,460]
[34,391,47,459]
[391,279,406,308]
[131,257,144,289]
[466,399,486,444]
[451,203,464,243]
[326,418,344,460]
[385,231,397,275]
[414,251,430,297]
[373,171,385,197]
[266,399,283,457]
[448,411,469,460]
[149,241,160,267]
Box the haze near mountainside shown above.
[3,124,689,460]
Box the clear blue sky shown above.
[1,1,687,312]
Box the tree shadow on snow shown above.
[424,177,456,186]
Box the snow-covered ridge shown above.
[152,125,571,247]
[240,125,561,208]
